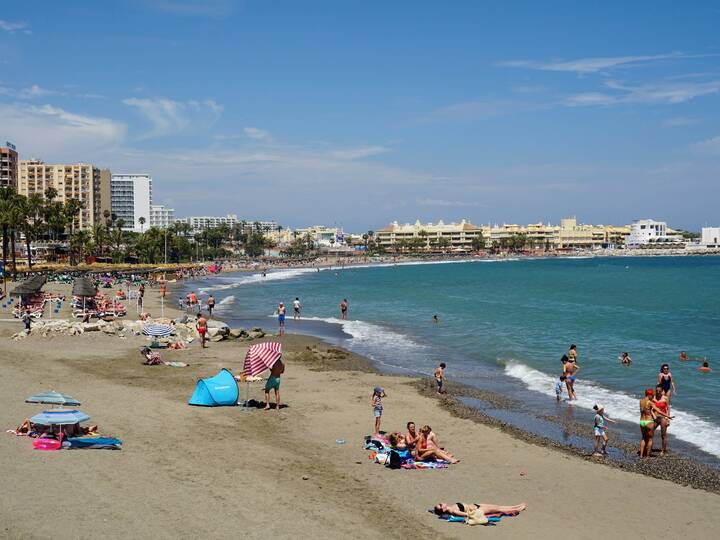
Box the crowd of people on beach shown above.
[553,343,714,459]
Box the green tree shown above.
[21,193,45,268]
[138,216,146,233]
[471,232,486,251]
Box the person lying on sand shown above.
[413,425,459,464]
[433,502,527,518]
[388,433,408,450]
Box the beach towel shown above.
[430,509,512,526]
[402,460,449,470]
[164,361,188,367]
[63,437,122,450]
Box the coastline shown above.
[1,276,719,538]
[173,274,720,492]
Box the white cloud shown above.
[243,127,273,142]
[123,97,223,138]
[0,20,29,34]
[693,135,720,155]
[0,102,126,158]
[0,84,62,99]
[328,146,388,160]
[565,80,720,107]
[498,53,683,74]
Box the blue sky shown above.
[1,0,719,231]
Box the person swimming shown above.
[699,361,712,372]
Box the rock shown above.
[248,331,264,339]
[210,334,225,342]
[207,327,219,338]
[102,326,116,335]
[251,327,263,333]
[83,323,101,332]
[229,328,247,339]
[174,314,189,324]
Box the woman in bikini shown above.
[564,359,579,400]
[652,384,673,456]
[413,425,459,464]
[657,364,676,399]
[639,389,656,458]
[433,502,527,518]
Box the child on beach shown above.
[434,363,446,394]
[371,387,386,435]
[592,404,616,456]
[555,375,566,401]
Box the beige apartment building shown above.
[18,160,106,230]
[1,145,18,188]
[376,218,631,251]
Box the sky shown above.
[1,0,719,231]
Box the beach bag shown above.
[466,507,489,526]
[388,450,401,469]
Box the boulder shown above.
[83,323,101,332]
[229,328,247,339]
[210,334,225,342]
[207,327,220,338]
[248,330,265,339]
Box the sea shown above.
[187,256,720,466]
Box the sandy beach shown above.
[1,281,719,540]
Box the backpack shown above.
[388,450,401,469]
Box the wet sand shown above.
[1,282,719,539]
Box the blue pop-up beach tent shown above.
[188,368,239,406]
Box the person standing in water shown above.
[207,295,216,317]
[652,385,671,456]
[277,302,286,335]
[293,297,302,320]
[564,356,580,400]
[434,363,447,394]
[340,298,348,320]
[658,364,676,398]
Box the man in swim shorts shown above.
[264,359,285,412]
[277,302,286,335]
[196,315,208,348]
[293,297,301,320]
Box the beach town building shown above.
[1,142,18,188]
[110,174,152,233]
[376,218,631,251]
[626,219,683,247]
[149,204,176,229]
[700,227,720,248]
[293,225,345,247]
[18,159,103,230]
[179,214,239,232]
[377,219,483,250]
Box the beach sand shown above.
[1,283,719,539]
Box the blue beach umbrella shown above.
[30,409,90,426]
[26,391,81,407]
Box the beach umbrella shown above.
[30,409,90,426]
[243,341,282,377]
[240,342,282,409]
[143,323,173,348]
[142,323,173,337]
[26,391,81,407]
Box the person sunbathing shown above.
[388,432,407,450]
[433,502,527,518]
[413,426,459,464]
[405,421,420,449]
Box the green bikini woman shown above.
[639,388,674,458]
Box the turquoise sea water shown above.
[194,256,720,460]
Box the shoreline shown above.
[2,279,720,538]
[173,276,720,493]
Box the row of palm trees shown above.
[0,186,86,277]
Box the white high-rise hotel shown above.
[110,174,152,232]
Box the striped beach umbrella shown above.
[142,323,173,338]
[243,342,282,377]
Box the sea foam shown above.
[504,360,720,458]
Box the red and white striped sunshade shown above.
[243,342,282,377]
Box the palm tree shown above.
[6,193,25,277]
[0,187,15,274]
[139,216,146,233]
[92,222,107,256]
[21,193,45,268]
[103,209,112,227]
[70,230,92,262]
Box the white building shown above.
[181,214,238,232]
[701,227,720,247]
[625,219,678,247]
[111,174,152,232]
[150,204,176,229]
